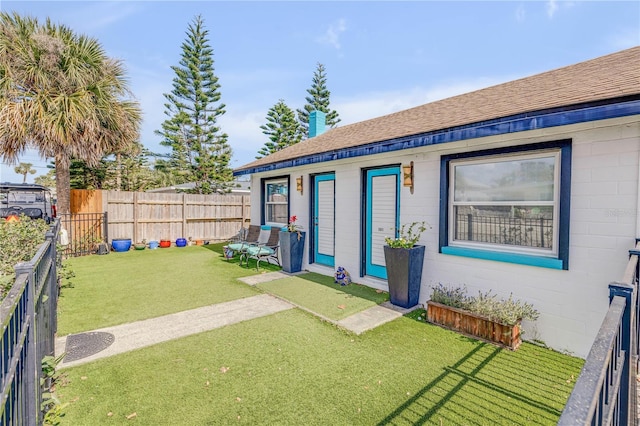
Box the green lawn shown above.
[58,244,275,335]
[56,244,583,425]
[257,273,387,320]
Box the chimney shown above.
[308,110,326,138]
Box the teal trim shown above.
[365,166,400,279]
[313,173,335,267]
[261,225,271,230]
[441,246,564,270]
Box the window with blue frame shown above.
[440,140,571,270]
[263,177,289,225]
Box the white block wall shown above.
[250,115,640,358]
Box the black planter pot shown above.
[279,231,306,273]
[383,245,425,308]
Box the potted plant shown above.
[279,215,306,273]
[383,221,428,308]
[111,238,132,252]
[426,284,539,350]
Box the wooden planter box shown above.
[426,301,522,350]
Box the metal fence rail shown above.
[59,212,108,257]
[0,220,60,425]
[559,239,640,425]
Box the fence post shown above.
[467,214,473,241]
[609,281,635,426]
[46,228,58,340]
[14,261,38,425]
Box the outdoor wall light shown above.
[296,176,303,194]
[403,161,414,194]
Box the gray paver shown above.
[338,305,403,334]
[238,271,289,285]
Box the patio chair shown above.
[242,227,281,271]
[225,225,261,259]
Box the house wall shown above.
[250,115,640,358]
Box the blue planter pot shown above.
[148,240,159,249]
[279,231,306,273]
[383,245,425,308]
[111,238,132,252]
[176,238,187,247]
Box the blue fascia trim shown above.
[234,99,640,176]
[441,246,564,270]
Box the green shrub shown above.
[384,221,429,248]
[0,216,50,297]
[430,283,470,309]
[429,284,539,326]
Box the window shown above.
[440,141,571,270]
[262,177,289,225]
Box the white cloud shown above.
[316,18,347,50]
[51,2,143,34]
[515,4,526,22]
[546,0,558,19]
[333,77,516,126]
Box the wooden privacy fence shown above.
[71,189,250,244]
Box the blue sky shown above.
[0,0,638,184]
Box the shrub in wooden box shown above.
[426,301,522,350]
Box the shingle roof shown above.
[235,47,640,174]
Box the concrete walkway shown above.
[56,272,408,368]
[56,294,293,368]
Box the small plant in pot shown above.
[279,215,306,273]
[427,283,539,350]
[383,221,429,308]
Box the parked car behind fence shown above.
[0,183,56,223]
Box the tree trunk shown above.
[115,152,121,191]
[55,154,71,215]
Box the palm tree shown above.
[14,162,36,183]
[0,13,141,213]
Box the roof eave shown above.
[233,96,640,177]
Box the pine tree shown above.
[297,63,341,137]
[257,100,303,159]
[155,15,233,194]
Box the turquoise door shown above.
[364,167,400,279]
[313,173,335,267]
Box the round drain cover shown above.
[64,331,115,362]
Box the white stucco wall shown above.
[249,115,640,358]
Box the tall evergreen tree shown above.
[257,100,303,159]
[297,63,341,137]
[156,15,233,194]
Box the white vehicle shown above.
[0,183,56,223]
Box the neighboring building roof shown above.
[235,47,640,176]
